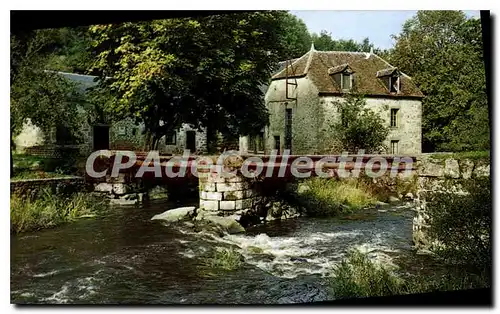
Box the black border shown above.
[9,9,495,307]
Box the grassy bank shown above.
[330,250,489,299]
[12,152,85,180]
[11,190,108,233]
[292,178,377,217]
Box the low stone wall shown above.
[22,145,83,158]
[10,176,86,197]
[413,154,490,250]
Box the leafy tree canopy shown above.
[11,30,84,139]
[311,30,376,52]
[388,11,489,152]
[89,12,299,149]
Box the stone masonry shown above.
[199,171,256,216]
[413,154,490,251]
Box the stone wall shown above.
[247,76,423,155]
[15,117,208,157]
[109,118,146,151]
[413,154,490,250]
[319,97,422,155]
[263,76,321,155]
[198,172,256,217]
[11,176,86,197]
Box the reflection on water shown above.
[11,200,425,304]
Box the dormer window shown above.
[377,67,401,94]
[328,64,354,92]
[389,75,400,93]
[341,72,352,91]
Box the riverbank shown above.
[10,191,108,233]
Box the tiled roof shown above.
[376,67,398,77]
[272,51,424,98]
[328,63,351,75]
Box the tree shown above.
[388,11,489,152]
[278,12,312,60]
[11,30,85,176]
[88,12,294,151]
[311,30,375,52]
[329,94,389,153]
[44,26,94,74]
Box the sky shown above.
[290,10,481,50]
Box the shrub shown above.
[425,176,491,272]
[328,94,390,154]
[292,177,376,217]
[203,247,244,271]
[330,250,406,299]
[330,250,490,300]
[10,189,107,233]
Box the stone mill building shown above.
[240,45,424,155]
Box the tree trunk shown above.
[143,132,152,151]
[10,130,14,178]
[10,148,13,178]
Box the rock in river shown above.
[203,216,245,234]
[151,206,196,222]
[388,196,400,203]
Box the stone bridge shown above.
[85,151,418,212]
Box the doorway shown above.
[186,131,196,153]
[93,125,109,151]
[274,135,281,155]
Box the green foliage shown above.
[10,190,107,233]
[294,178,376,217]
[12,153,46,170]
[312,31,376,52]
[388,11,489,152]
[278,12,312,59]
[425,177,491,271]
[10,30,86,143]
[11,170,69,180]
[330,249,490,300]
[88,12,297,148]
[200,247,244,277]
[330,94,390,153]
[43,27,93,74]
[331,250,405,299]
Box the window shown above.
[165,131,176,145]
[390,76,400,93]
[56,125,74,144]
[117,126,126,135]
[390,109,399,128]
[257,131,265,152]
[341,108,349,127]
[249,136,257,152]
[285,109,292,150]
[341,73,352,90]
[249,132,265,153]
[391,140,399,154]
[274,135,281,152]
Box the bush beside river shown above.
[10,189,108,234]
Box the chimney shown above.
[365,47,374,59]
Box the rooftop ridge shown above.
[314,50,368,55]
[271,50,311,79]
[372,53,413,80]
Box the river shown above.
[11,200,434,304]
